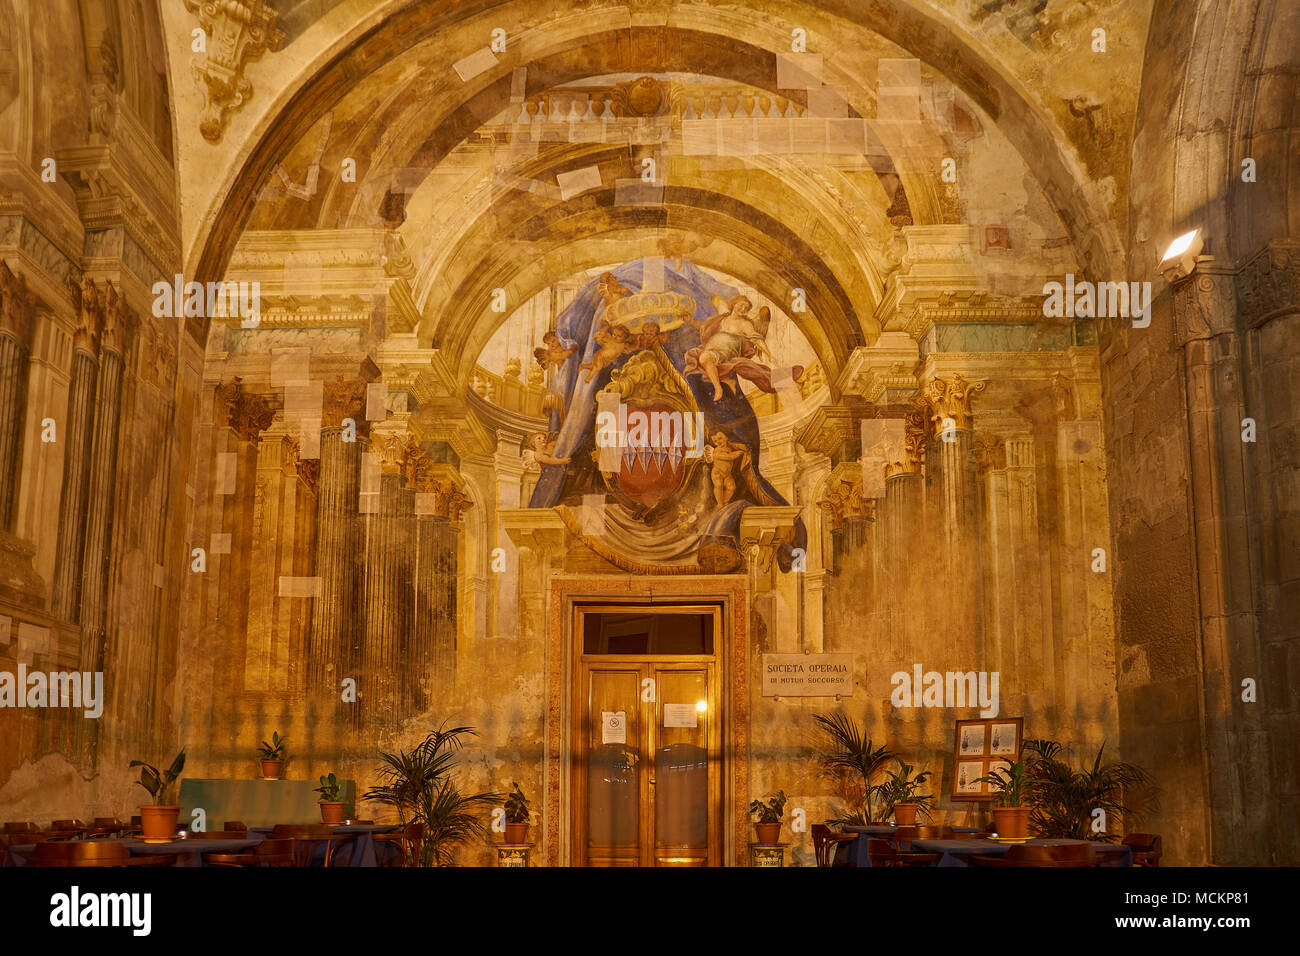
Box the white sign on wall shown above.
[762,654,854,697]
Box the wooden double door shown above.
[572,605,722,866]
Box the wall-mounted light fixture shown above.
[1159,229,1204,282]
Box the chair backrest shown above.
[1004,844,1060,865]
[223,821,248,832]
[4,822,38,834]
[913,825,944,839]
[35,840,131,867]
[93,817,122,828]
[271,824,349,867]
[1049,843,1099,865]
[1122,833,1162,865]
[866,837,898,866]
[51,819,86,830]
[810,825,836,867]
[254,837,294,866]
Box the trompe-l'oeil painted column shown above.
[0,262,35,530]
[51,278,102,622]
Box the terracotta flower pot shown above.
[319,801,347,825]
[892,802,920,826]
[755,822,781,844]
[139,805,181,842]
[505,821,529,844]
[259,759,283,779]
[992,806,1030,839]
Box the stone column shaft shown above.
[0,330,30,529]
[308,427,361,695]
[50,347,98,620]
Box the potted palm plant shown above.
[362,723,501,866]
[880,761,934,826]
[812,712,898,825]
[504,782,531,843]
[1022,739,1157,841]
[315,772,347,824]
[977,750,1033,839]
[129,750,186,842]
[257,731,285,779]
[748,790,787,844]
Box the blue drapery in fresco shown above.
[527,258,805,570]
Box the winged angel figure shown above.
[683,294,787,401]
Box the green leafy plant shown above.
[812,712,898,825]
[363,723,501,866]
[129,751,186,805]
[257,731,286,760]
[878,761,935,820]
[748,790,788,824]
[1022,739,1157,841]
[976,747,1034,807]
[314,772,343,801]
[504,782,531,825]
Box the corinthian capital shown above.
[924,374,986,431]
[886,396,931,477]
[322,378,369,429]
[0,261,36,345]
[218,376,275,442]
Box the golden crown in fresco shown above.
[603,290,696,333]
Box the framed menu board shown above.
[950,717,1024,801]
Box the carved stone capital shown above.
[923,373,986,431]
[1173,266,1239,347]
[100,279,128,354]
[817,478,875,532]
[372,431,408,475]
[184,0,285,143]
[322,378,370,429]
[0,261,36,345]
[1236,241,1300,329]
[885,396,931,477]
[218,376,275,442]
[72,276,104,354]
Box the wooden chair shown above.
[205,838,293,868]
[810,824,857,867]
[373,822,424,867]
[51,819,88,832]
[969,844,1098,867]
[1122,833,1162,867]
[3,822,38,834]
[271,824,354,867]
[88,817,124,837]
[866,837,940,867]
[352,819,376,825]
[33,841,175,867]
[223,821,248,832]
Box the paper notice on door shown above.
[601,711,627,744]
[663,703,699,728]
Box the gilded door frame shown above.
[546,575,750,867]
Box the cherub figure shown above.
[684,294,780,402]
[703,430,747,507]
[578,320,633,383]
[533,330,576,369]
[526,431,571,468]
[597,271,631,308]
[635,321,668,351]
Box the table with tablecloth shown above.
[2,823,400,868]
[841,825,983,867]
[909,837,1133,867]
[178,778,357,828]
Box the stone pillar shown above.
[244,430,295,692]
[0,263,35,530]
[50,281,101,621]
[74,283,128,765]
[980,437,1042,677]
[882,397,928,663]
[1173,264,1269,864]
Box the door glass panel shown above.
[654,669,709,850]
[587,670,640,855]
[583,612,713,654]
